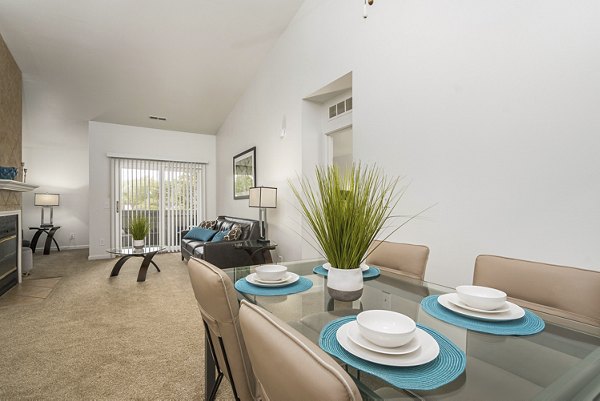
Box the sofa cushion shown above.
[184,227,217,241]
[215,216,259,241]
[217,220,237,232]
[182,238,204,254]
[224,224,242,241]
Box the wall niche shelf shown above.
[0,179,38,192]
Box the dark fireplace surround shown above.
[0,214,18,296]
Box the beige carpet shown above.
[0,249,233,400]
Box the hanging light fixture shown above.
[363,0,374,19]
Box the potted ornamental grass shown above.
[129,216,150,249]
[290,163,402,301]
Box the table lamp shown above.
[34,193,60,227]
[249,186,277,241]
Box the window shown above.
[110,157,205,251]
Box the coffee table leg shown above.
[137,251,159,282]
[110,255,134,277]
[150,260,161,272]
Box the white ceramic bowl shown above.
[255,264,287,281]
[356,310,416,348]
[456,285,507,311]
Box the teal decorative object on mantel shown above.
[0,166,18,180]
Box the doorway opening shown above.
[328,126,353,176]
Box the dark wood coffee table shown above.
[107,246,165,282]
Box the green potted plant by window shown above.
[290,163,402,301]
[129,216,150,249]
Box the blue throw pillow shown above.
[184,227,217,242]
[211,230,230,242]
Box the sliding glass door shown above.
[110,158,206,251]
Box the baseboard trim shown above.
[33,245,89,252]
[61,245,89,251]
[88,254,113,261]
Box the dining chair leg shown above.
[218,336,241,401]
[204,321,225,401]
[203,320,241,401]
[208,372,224,401]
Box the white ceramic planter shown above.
[327,266,363,301]
[133,239,145,249]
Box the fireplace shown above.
[0,214,18,296]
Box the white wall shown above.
[22,78,90,250]
[216,0,600,286]
[88,121,216,259]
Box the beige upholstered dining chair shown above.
[187,257,256,401]
[239,300,362,401]
[473,255,600,327]
[365,240,430,280]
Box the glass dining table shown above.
[211,259,600,401]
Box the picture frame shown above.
[233,147,256,200]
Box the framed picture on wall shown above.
[233,147,256,200]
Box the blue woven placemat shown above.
[319,316,465,391]
[421,295,545,336]
[313,265,381,280]
[234,276,313,296]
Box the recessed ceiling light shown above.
[149,115,167,121]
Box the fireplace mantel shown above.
[0,179,38,192]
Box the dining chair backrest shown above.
[239,300,362,401]
[187,257,256,401]
[473,255,600,326]
[366,240,430,280]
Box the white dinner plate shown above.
[253,273,292,284]
[447,295,510,314]
[323,262,370,272]
[245,272,299,288]
[438,293,525,321]
[336,322,439,367]
[346,321,421,355]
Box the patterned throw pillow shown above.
[198,220,217,230]
[223,224,242,241]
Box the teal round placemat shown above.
[313,265,381,280]
[234,276,313,296]
[421,295,545,336]
[319,316,465,390]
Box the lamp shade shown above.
[249,187,277,208]
[34,193,60,206]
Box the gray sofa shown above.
[180,216,265,268]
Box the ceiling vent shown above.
[328,97,352,119]
[149,115,167,121]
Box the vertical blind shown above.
[110,157,206,252]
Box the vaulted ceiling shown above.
[0,0,304,134]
